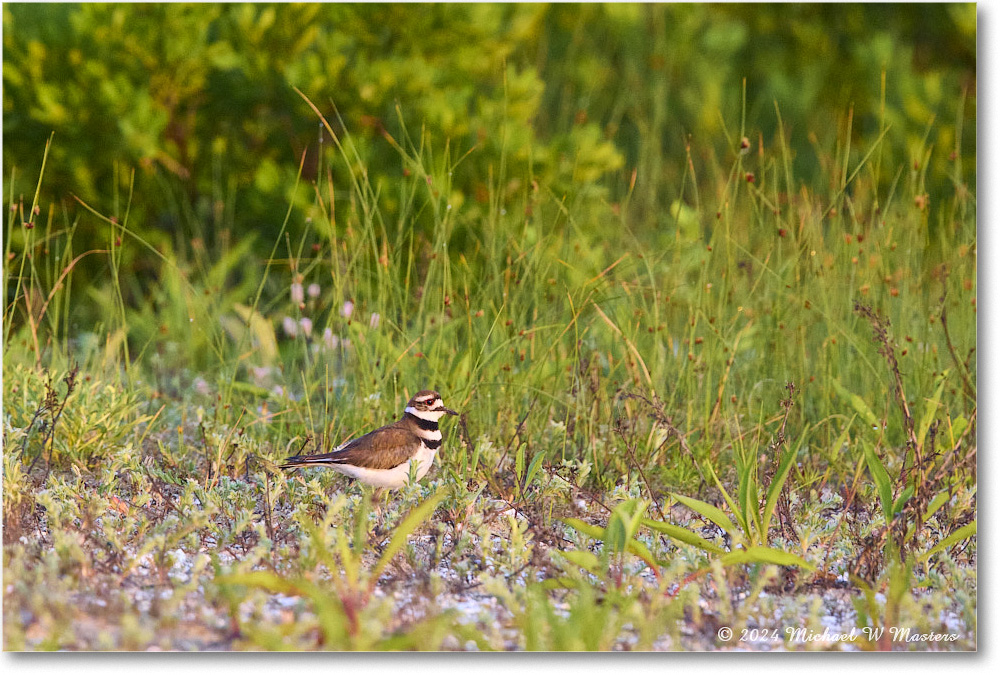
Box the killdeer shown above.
[280,390,458,489]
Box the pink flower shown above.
[341,300,354,318]
[282,316,298,337]
[193,377,210,395]
[299,317,313,335]
[369,313,381,329]
[291,283,304,304]
[323,327,339,350]
[307,283,321,298]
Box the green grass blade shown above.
[564,513,663,569]
[761,444,797,537]
[563,517,605,541]
[216,571,349,646]
[641,518,727,555]
[556,549,602,574]
[603,511,628,553]
[369,489,446,586]
[892,484,915,518]
[919,521,976,562]
[923,491,951,521]
[719,545,815,570]
[863,441,895,523]
[525,450,545,488]
[625,536,662,572]
[831,379,879,428]
[916,370,948,450]
[829,415,856,461]
[670,492,738,537]
[701,461,747,535]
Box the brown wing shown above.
[282,422,423,471]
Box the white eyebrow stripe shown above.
[405,405,444,421]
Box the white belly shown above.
[330,446,436,489]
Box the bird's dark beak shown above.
[443,407,459,416]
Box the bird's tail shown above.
[281,453,335,469]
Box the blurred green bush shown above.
[3,3,975,254]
